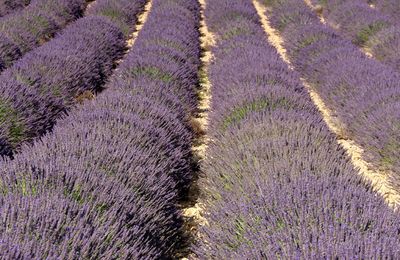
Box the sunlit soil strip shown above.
[127,0,152,48]
[116,0,153,68]
[181,0,214,258]
[112,0,152,69]
[303,0,374,57]
[303,0,326,24]
[253,0,400,208]
[116,0,153,66]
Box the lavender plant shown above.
[354,0,400,24]
[0,0,87,71]
[0,0,201,258]
[374,0,400,23]
[310,0,400,72]
[0,16,125,157]
[0,0,152,157]
[0,0,30,17]
[110,0,201,193]
[263,0,400,184]
[194,0,400,258]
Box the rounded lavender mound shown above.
[266,0,400,182]
[0,0,201,258]
[0,0,30,18]
[194,0,400,258]
[0,16,125,157]
[0,0,86,71]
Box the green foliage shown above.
[298,34,323,49]
[219,173,233,191]
[330,81,353,107]
[100,8,123,20]
[380,139,399,168]
[362,220,373,232]
[9,124,25,144]
[96,203,110,215]
[64,185,85,204]
[355,21,387,46]
[11,177,38,196]
[0,180,7,196]
[31,15,50,33]
[0,101,14,124]
[0,176,36,197]
[99,164,118,176]
[148,38,187,53]
[262,0,290,8]
[224,217,246,250]
[51,85,62,97]
[277,14,295,32]
[234,217,246,243]
[100,8,130,36]
[220,40,247,55]
[222,97,291,129]
[210,11,245,31]
[222,11,247,24]
[15,73,35,86]
[130,66,174,83]
[223,99,269,129]
[224,216,255,252]
[198,67,208,86]
[0,99,26,146]
[275,218,285,231]
[103,232,115,245]
[222,24,250,40]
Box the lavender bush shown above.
[194,0,400,258]
[0,0,30,17]
[110,0,201,193]
[310,0,400,72]
[262,0,400,183]
[0,0,201,258]
[0,16,125,157]
[0,0,87,71]
[87,0,147,37]
[364,0,400,23]
[0,0,153,157]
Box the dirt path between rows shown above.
[303,0,326,24]
[116,0,152,67]
[127,1,152,48]
[181,0,214,258]
[253,0,400,208]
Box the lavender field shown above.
[0,0,399,259]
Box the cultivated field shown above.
[0,0,399,259]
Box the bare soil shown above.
[181,0,214,258]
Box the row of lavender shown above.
[0,0,88,71]
[369,0,400,22]
[0,0,201,258]
[0,0,30,17]
[261,0,400,184]
[310,0,400,72]
[194,0,400,258]
[0,0,151,157]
